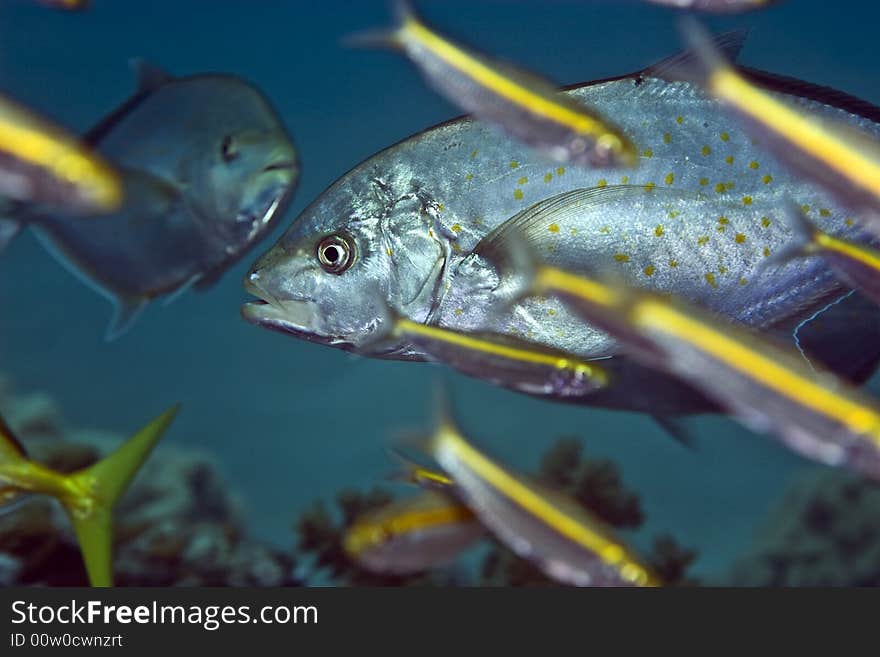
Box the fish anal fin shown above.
[106,296,149,342]
[0,218,21,253]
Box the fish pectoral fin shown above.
[106,296,149,342]
[130,58,174,93]
[759,201,822,272]
[644,25,748,83]
[162,273,203,306]
[471,185,680,277]
[0,218,21,253]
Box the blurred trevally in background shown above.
[4,62,299,340]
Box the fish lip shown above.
[263,159,298,173]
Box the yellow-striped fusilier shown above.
[0,405,178,586]
[767,204,880,307]
[391,316,608,398]
[352,1,637,168]
[343,490,484,575]
[427,403,660,587]
[0,94,122,214]
[533,261,880,480]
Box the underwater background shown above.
[1,0,879,583]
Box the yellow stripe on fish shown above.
[430,418,659,587]
[393,317,609,387]
[0,95,122,212]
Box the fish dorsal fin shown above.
[0,218,21,254]
[643,28,749,82]
[130,58,174,93]
[0,413,27,460]
[471,185,673,274]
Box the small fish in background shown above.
[386,448,456,492]
[34,0,90,10]
[501,192,880,479]
[426,396,660,587]
[2,62,299,340]
[671,19,880,237]
[350,1,637,168]
[766,203,880,307]
[0,405,178,586]
[0,93,121,215]
[645,0,780,13]
[343,490,485,575]
[388,316,609,399]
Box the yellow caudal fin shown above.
[63,404,179,586]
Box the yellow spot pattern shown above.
[544,172,553,183]
[701,145,712,156]
[451,223,462,233]
[762,175,773,184]
[761,216,771,228]
[735,233,746,244]
[655,225,664,237]
[621,176,629,184]
[725,156,734,165]
[749,160,760,170]
[663,132,672,144]
[669,259,679,268]
[644,182,656,192]
[518,176,528,185]
[613,253,630,263]
[643,149,654,158]
[465,173,474,181]
[820,208,831,217]
[470,149,478,159]
[548,223,560,233]
[742,196,753,206]
[510,160,519,169]
[763,246,771,257]
[697,236,710,246]
[557,167,566,176]
[514,189,523,200]
[699,177,709,186]
[644,266,656,277]
[720,132,730,142]
[597,178,608,188]
[715,183,726,193]
[676,116,684,124]
[739,277,748,286]
[664,173,675,186]
[705,273,718,288]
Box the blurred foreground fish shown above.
[2,62,298,339]
[676,20,880,237]
[35,0,90,10]
[427,399,659,587]
[388,316,609,398]
[0,94,121,214]
[646,0,779,12]
[510,199,880,478]
[768,204,880,306]
[0,405,178,586]
[351,1,637,167]
[343,490,484,575]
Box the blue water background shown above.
[1,0,878,580]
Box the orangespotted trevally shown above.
[426,400,659,587]
[0,405,178,586]
[243,36,880,416]
[343,490,484,575]
[352,1,637,168]
[5,62,299,339]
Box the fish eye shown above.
[317,234,355,274]
[220,135,239,163]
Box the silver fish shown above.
[6,62,299,339]
[645,0,780,12]
[243,39,880,415]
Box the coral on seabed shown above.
[726,469,880,587]
[0,375,301,586]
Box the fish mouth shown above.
[241,275,339,346]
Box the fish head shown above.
[178,79,300,266]
[242,171,450,356]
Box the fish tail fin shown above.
[763,202,824,270]
[341,1,417,50]
[62,405,179,586]
[105,295,148,342]
[0,218,22,254]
